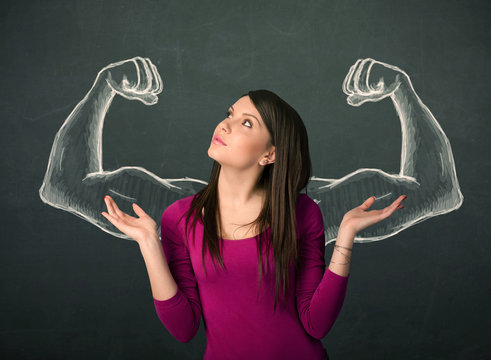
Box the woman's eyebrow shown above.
[229,105,261,127]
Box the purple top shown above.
[153,194,349,360]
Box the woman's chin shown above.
[207,149,221,163]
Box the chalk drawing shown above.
[39,57,463,244]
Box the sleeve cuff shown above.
[153,287,185,309]
[325,266,350,281]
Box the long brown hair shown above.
[181,89,312,311]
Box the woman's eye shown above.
[225,111,232,119]
[242,119,252,128]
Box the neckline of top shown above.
[221,226,270,241]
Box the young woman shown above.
[101,89,406,359]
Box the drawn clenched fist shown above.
[342,58,409,107]
[101,56,163,105]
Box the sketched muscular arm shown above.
[307,58,464,244]
[39,57,206,240]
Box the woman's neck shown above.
[217,166,264,208]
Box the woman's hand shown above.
[339,195,407,236]
[101,195,158,244]
[100,56,163,105]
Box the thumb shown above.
[347,94,385,107]
[347,95,367,107]
[132,93,159,106]
[359,196,376,210]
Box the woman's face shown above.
[208,95,274,170]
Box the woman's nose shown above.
[220,121,230,133]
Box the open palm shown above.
[340,195,407,235]
[101,195,158,243]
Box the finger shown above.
[342,64,355,95]
[132,203,147,217]
[362,59,382,94]
[104,196,116,216]
[342,59,361,95]
[383,195,407,214]
[151,61,164,94]
[342,59,362,95]
[145,58,161,94]
[353,58,372,94]
[131,57,144,92]
[105,196,124,218]
[144,58,157,93]
[132,56,152,94]
[124,58,141,91]
[365,59,391,92]
[384,196,403,210]
[152,62,164,94]
[138,56,153,93]
[364,60,377,92]
[101,211,119,226]
[393,194,407,205]
[348,59,365,94]
[101,211,132,235]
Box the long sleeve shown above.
[296,196,349,340]
[152,203,202,343]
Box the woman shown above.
[101,89,407,359]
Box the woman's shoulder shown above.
[296,193,324,229]
[296,193,320,212]
[162,194,196,222]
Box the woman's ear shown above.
[269,146,275,163]
[260,146,275,165]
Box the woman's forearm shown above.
[139,235,179,301]
[328,226,355,277]
[40,73,115,204]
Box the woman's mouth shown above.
[212,135,227,146]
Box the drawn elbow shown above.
[432,186,464,214]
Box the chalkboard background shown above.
[2,0,490,359]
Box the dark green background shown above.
[2,0,490,359]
